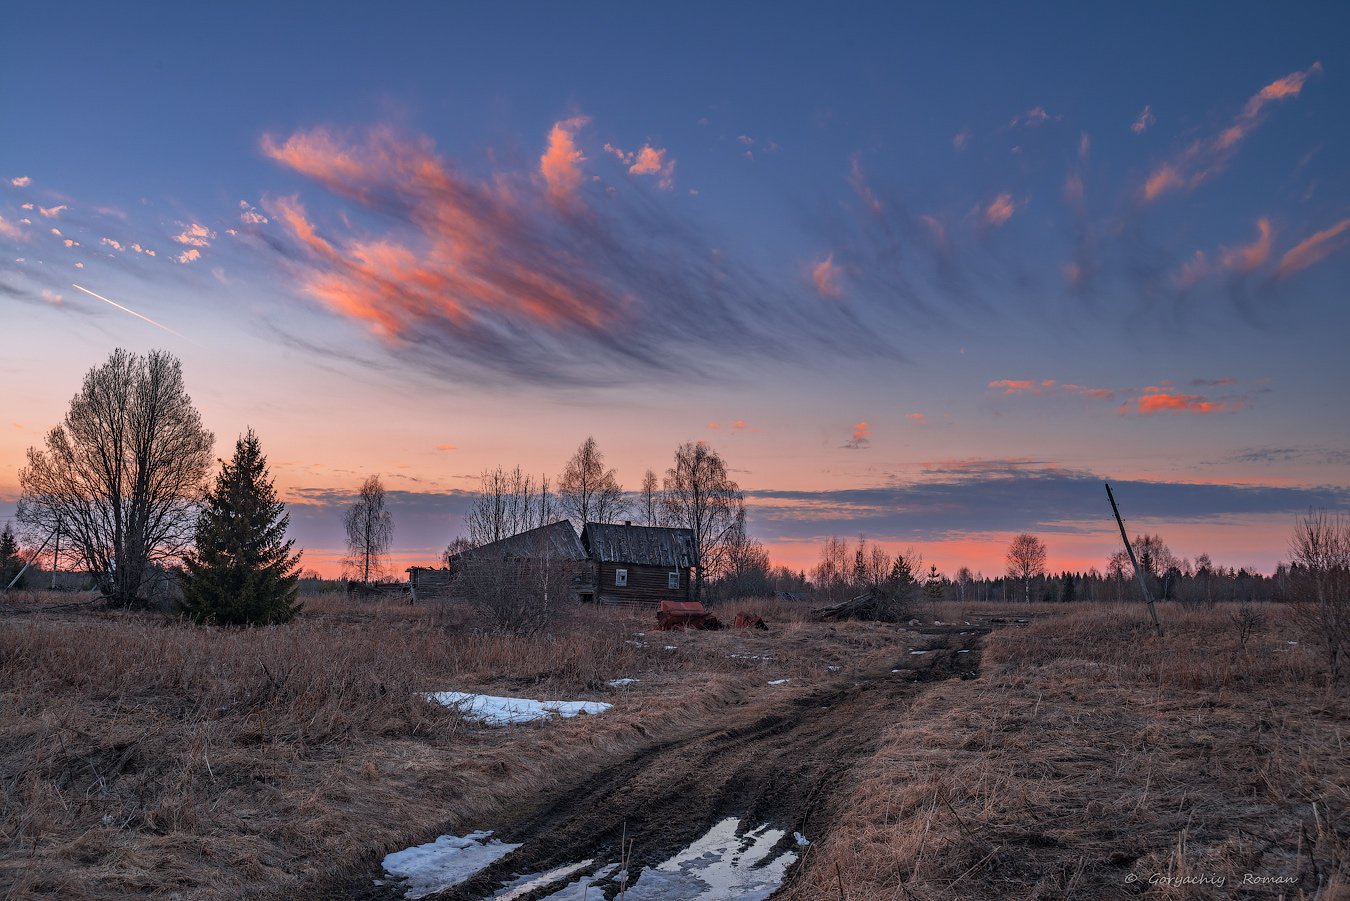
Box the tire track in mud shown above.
[334,624,989,900]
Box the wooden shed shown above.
[580,521,698,606]
[448,520,594,602]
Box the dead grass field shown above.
[0,591,895,898]
[781,601,1350,900]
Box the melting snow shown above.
[491,859,596,899]
[620,818,799,900]
[909,650,928,655]
[534,863,621,900]
[427,692,611,726]
[794,831,810,846]
[607,678,639,688]
[767,679,790,685]
[381,831,521,899]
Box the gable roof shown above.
[451,520,587,564]
[581,522,698,568]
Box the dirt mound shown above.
[320,625,987,900]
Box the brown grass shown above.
[781,601,1350,900]
[0,590,901,898]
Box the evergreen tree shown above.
[1061,571,1077,603]
[923,564,945,604]
[0,523,24,589]
[181,429,302,625]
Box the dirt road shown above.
[325,623,987,900]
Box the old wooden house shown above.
[580,521,698,606]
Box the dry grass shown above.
[0,590,901,898]
[782,601,1350,900]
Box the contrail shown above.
[70,284,185,338]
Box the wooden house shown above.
[580,521,698,606]
[446,520,593,600]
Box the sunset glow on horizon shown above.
[3,3,1347,580]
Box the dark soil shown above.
[315,623,989,900]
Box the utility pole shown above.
[1104,482,1163,636]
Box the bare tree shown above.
[344,475,394,583]
[465,465,554,547]
[955,566,974,603]
[812,536,852,603]
[557,437,627,528]
[1005,533,1048,603]
[661,441,743,601]
[718,508,772,599]
[453,531,577,635]
[18,348,213,608]
[638,469,663,526]
[1290,509,1350,684]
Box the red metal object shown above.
[734,612,768,630]
[656,600,722,631]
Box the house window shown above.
[615,568,628,587]
[667,571,680,590]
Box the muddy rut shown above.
[331,624,987,900]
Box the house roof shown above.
[451,520,588,564]
[581,522,699,568]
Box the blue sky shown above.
[3,2,1348,574]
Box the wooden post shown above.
[1105,482,1163,636]
[50,517,60,590]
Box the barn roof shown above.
[451,520,588,564]
[581,522,698,568]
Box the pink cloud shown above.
[1136,388,1233,416]
[812,254,843,298]
[539,116,590,202]
[40,289,62,305]
[174,223,215,247]
[983,193,1016,227]
[0,216,24,241]
[989,379,1038,394]
[1218,218,1272,272]
[1277,217,1350,277]
[177,248,201,264]
[38,204,67,219]
[1142,63,1321,202]
[908,412,927,425]
[434,443,456,452]
[10,176,31,187]
[848,156,883,214]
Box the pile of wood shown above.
[812,588,904,622]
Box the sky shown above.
[3,2,1348,578]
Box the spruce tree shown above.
[0,523,24,589]
[181,429,302,625]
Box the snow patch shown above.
[427,692,611,726]
[607,678,639,688]
[381,831,520,899]
[767,679,790,685]
[491,859,595,899]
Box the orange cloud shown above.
[843,421,871,449]
[539,116,590,202]
[812,254,843,298]
[1135,387,1237,416]
[908,412,927,425]
[434,443,456,452]
[732,420,748,430]
[707,422,720,430]
[176,248,201,264]
[989,379,1037,394]
[174,222,215,247]
[1219,217,1272,272]
[1277,217,1350,277]
[1142,63,1321,202]
[983,193,1016,227]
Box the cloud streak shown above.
[258,122,876,386]
[1143,63,1322,202]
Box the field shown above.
[1,592,1346,899]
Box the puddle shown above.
[381,831,521,899]
[620,817,800,900]
[490,859,597,899]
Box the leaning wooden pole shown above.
[1105,482,1163,636]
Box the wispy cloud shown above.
[1131,105,1155,135]
[258,123,875,386]
[1135,386,1241,416]
[10,176,31,187]
[1142,63,1322,202]
[1218,217,1272,272]
[38,204,68,219]
[0,216,24,241]
[1277,217,1350,277]
[811,253,843,298]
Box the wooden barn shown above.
[580,521,698,606]
[446,520,593,601]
